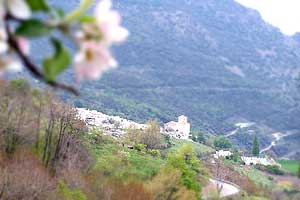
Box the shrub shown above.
[266,165,284,175]
[57,181,87,200]
[167,144,204,199]
[147,167,198,200]
[106,180,152,200]
[147,149,161,158]
[255,164,285,175]
[213,136,232,149]
[0,149,56,199]
[134,143,146,152]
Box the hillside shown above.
[44,0,300,156]
[0,80,299,200]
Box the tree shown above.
[0,80,34,155]
[124,127,143,145]
[252,135,260,157]
[298,162,300,179]
[147,168,198,200]
[213,136,232,149]
[140,120,164,150]
[167,144,206,199]
[232,148,240,162]
[191,131,206,144]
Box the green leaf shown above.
[53,7,66,18]
[43,39,71,82]
[26,0,49,12]
[79,15,96,23]
[15,19,52,37]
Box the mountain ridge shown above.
[45,0,300,157]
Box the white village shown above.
[77,108,281,167]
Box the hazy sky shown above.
[234,0,300,36]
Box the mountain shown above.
[45,0,300,157]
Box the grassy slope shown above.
[168,139,214,155]
[89,136,164,181]
[233,166,274,189]
[86,133,214,182]
[278,160,300,175]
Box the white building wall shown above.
[164,115,191,139]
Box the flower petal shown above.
[95,0,112,20]
[16,37,30,55]
[0,41,8,54]
[7,0,31,19]
[109,26,129,43]
[6,60,22,72]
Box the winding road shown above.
[260,132,294,154]
[226,122,255,137]
[209,179,240,198]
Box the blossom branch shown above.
[5,14,79,96]
[64,0,94,23]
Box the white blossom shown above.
[74,0,128,81]
[75,41,117,81]
[0,0,31,75]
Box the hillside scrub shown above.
[124,120,165,150]
[213,136,232,149]
[0,80,211,199]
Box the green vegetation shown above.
[252,135,260,157]
[0,80,214,199]
[213,136,232,149]
[232,148,242,163]
[57,0,300,150]
[299,163,300,178]
[255,165,285,175]
[167,139,214,156]
[58,181,87,200]
[166,144,207,199]
[89,133,164,180]
[278,160,300,175]
[124,120,164,150]
[235,167,274,189]
[1,80,299,200]
[191,131,207,144]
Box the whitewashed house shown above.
[164,115,191,139]
[213,150,232,159]
[76,108,147,136]
[241,156,278,166]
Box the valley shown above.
[44,0,300,157]
[0,0,300,199]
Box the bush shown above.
[255,164,285,175]
[167,144,204,199]
[125,120,164,150]
[213,136,232,149]
[147,168,198,200]
[134,143,146,152]
[191,131,206,144]
[0,149,56,199]
[57,181,87,200]
[147,149,161,158]
[266,165,285,175]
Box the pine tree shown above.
[297,163,300,178]
[252,135,260,157]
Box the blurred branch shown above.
[5,14,79,96]
[64,0,94,23]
